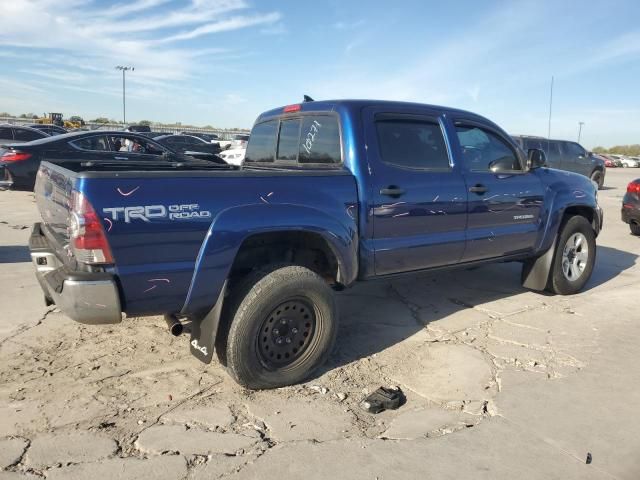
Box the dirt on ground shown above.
[1,169,639,479]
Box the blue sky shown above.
[0,0,639,148]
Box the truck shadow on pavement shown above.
[585,245,638,290]
[321,245,637,375]
[0,245,31,263]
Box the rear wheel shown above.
[590,170,604,190]
[630,222,640,236]
[224,264,337,389]
[547,216,596,295]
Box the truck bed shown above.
[34,161,359,317]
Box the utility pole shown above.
[578,121,585,143]
[115,66,134,125]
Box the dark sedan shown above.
[0,124,49,144]
[26,124,68,136]
[180,131,220,143]
[622,178,640,235]
[0,130,225,190]
[153,134,221,160]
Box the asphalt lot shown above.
[1,168,639,480]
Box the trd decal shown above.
[103,204,212,223]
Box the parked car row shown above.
[601,154,640,168]
[0,124,50,143]
[0,130,228,190]
[152,134,222,159]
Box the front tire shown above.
[547,216,596,295]
[590,170,604,190]
[225,265,337,389]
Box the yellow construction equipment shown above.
[35,113,64,127]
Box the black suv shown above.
[512,136,605,189]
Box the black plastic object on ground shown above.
[360,386,405,414]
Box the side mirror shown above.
[527,148,546,169]
[488,156,518,173]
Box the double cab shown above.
[29,100,603,389]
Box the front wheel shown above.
[224,265,337,389]
[590,170,604,190]
[547,216,596,295]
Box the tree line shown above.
[0,112,245,131]
[592,145,640,156]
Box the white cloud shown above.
[334,19,365,30]
[159,12,281,42]
[102,0,173,18]
[0,1,279,80]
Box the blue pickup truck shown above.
[29,100,603,389]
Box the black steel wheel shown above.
[257,298,316,369]
[224,264,337,389]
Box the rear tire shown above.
[630,222,640,236]
[590,170,604,190]
[224,264,337,389]
[547,216,596,295]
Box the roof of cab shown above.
[256,99,489,124]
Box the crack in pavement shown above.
[0,307,56,348]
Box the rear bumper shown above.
[0,163,12,189]
[29,223,122,324]
[622,206,640,225]
[621,193,640,225]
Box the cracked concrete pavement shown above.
[1,169,639,479]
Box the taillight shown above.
[283,104,301,113]
[627,182,640,195]
[70,191,114,264]
[1,151,32,162]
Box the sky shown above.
[0,0,639,148]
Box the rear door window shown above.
[523,138,543,150]
[14,128,43,142]
[564,142,586,157]
[0,127,13,140]
[376,119,450,170]
[70,135,110,151]
[108,136,165,156]
[245,120,277,162]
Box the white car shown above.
[219,134,250,150]
[619,156,640,168]
[218,148,245,166]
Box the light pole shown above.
[578,121,585,143]
[115,66,134,125]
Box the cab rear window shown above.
[245,114,341,165]
[244,121,277,163]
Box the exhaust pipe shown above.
[164,314,183,336]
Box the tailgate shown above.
[34,161,76,256]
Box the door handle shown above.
[380,186,406,197]
[114,156,128,160]
[469,184,488,194]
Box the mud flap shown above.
[189,281,227,364]
[521,239,556,291]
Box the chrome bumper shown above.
[29,223,122,325]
